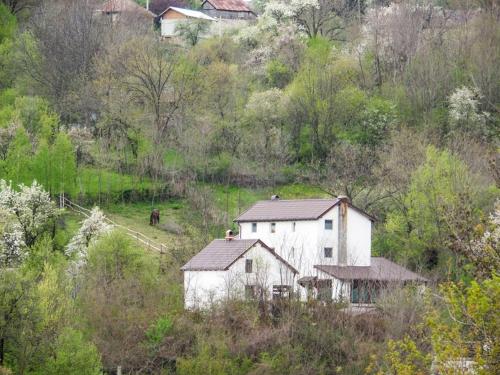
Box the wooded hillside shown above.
[0,0,498,374]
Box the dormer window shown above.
[325,220,333,230]
[252,223,257,232]
[270,223,276,233]
[324,247,333,258]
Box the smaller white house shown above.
[181,237,298,309]
[159,7,216,38]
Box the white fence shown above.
[63,197,168,254]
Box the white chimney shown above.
[225,229,234,241]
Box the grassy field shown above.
[65,175,330,264]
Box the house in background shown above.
[99,0,156,23]
[159,6,216,38]
[182,196,427,309]
[200,0,256,20]
[182,237,298,309]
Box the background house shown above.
[159,6,215,38]
[200,0,256,20]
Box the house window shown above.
[270,222,276,233]
[251,222,257,232]
[324,247,333,258]
[245,285,256,299]
[292,222,296,232]
[245,259,253,273]
[325,219,333,230]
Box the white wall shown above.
[346,208,371,266]
[184,243,296,309]
[161,19,180,37]
[239,205,372,273]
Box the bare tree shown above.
[18,0,104,123]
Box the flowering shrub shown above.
[0,180,57,247]
[66,207,112,265]
[448,86,489,136]
[0,217,26,267]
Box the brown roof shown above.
[235,198,375,223]
[100,0,156,17]
[202,0,252,12]
[315,258,427,282]
[181,239,298,273]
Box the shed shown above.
[200,0,256,20]
[159,6,216,37]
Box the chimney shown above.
[271,195,280,201]
[337,196,349,266]
[225,229,234,241]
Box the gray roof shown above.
[315,257,427,282]
[235,198,375,223]
[181,239,298,273]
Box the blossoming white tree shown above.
[0,213,26,267]
[0,179,57,247]
[66,207,112,266]
[448,86,489,136]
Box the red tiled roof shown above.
[234,199,375,223]
[315,258,428,282]
[202,0,252,12]
[181,239,298,274]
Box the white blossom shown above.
[0,180,57,247]
[448,86,488,127]
[0,222,26,267]
[66,207,112,266]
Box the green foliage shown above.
[380,146,479,270]
[50,132,77,195]
[145,314,173,347]
[266,59,292,88]
[177,342,254,375]
[4,127,32,185]
[427,276,500,374]
[0,3,16,44]
[37,328,102,375]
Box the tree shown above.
[0,180,57,247]
[448,86,489,138]
[4,127,32,186]
[66,207,111,267]
[175,20,210,47]
[39,328,103,375]
[50,132,77,197]
[381,146,480,271]
[0,0,36,15]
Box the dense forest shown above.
[0,0,498,374]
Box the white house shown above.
[158,7,216,38]
[181,237,298,309]
[182,196,426,308]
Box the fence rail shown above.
[63,197,167,254]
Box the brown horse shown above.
[150,208,160,226]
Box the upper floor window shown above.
[245,259,253,273]
[251,222,257,232]
[325,219,333,230]
[270,222,276,233]
[292,222,296,232]
[324,247,333,258]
